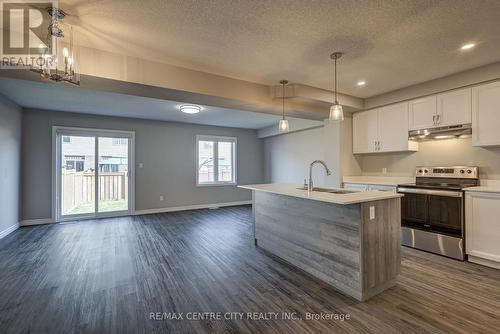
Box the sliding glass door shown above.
[54,128,134,221]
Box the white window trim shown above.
[196,135,237,187]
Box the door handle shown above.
[398,187,463,197]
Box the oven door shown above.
[398,187,463,237]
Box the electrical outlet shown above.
[369,206,375,220]
[382,168,387,174]
[159,195,164,202]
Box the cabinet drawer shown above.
[369,185,397,192]
[343,183,369,191]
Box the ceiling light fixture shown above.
[460,43,475,50]
[329,52,344,122]
[278,80,290,133]
[30,7,80,85]
[357,81,366,86]
[180,105,201,114]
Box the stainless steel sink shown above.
[296,187,358,194]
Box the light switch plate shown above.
[369,206,375,220]
[138,163,144,169]
[159,195,164,201]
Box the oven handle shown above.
[397,187,463,198]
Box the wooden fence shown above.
[61,171,128,214]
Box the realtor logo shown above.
[1,0,55,68]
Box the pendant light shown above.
[329,52,344,122]
[278,80,290,133]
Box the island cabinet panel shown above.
[360,199,401,299]
[252,191,401,301]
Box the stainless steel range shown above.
[397,166,479,260]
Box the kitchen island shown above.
[238,184,403,301]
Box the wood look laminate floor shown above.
[1,206,500,334]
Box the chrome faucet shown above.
[308,160,332,192]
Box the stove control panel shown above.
[416,166,478,179]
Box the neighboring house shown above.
[62,136,128,173]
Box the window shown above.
[196,135,237,186]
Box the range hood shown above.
[409,124,472,141]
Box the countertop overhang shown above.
[238,183,403,205]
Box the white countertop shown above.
[343,176,415,186]
[465,180,500,193]
[238,183,403,205]
[465,186,500,193]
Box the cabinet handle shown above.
[436,114,441,124]
[432,115,436,125]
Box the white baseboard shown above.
[134,200,252,216]
[468,255,500,270]
[16,202,251,226]
[0,224,19,239]
[20,218,54,226]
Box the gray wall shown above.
[263,116,362,187]
[360,138,500,180]
[365,61,500,109]
[0,94,21,233]
[22,109,264,220]
[264,127,327,185]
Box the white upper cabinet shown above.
[353,102,418,154]
[437,88,472,127]
[353,109,378,154]
[409,96,437,130]
[409,89,472,130]
[472,81,500,146]
[378,102,413,152]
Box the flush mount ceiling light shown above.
[278,80,290,133]
[329,52,344,122]
[357,81,366,86]
[460,43,475,50]
[180,105,201,114]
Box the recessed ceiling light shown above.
[180,105,201,114]
[357,81,366,86]
[460,43,475,50]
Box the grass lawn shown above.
[67,200,128,215]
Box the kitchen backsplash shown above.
[360,137,500,180]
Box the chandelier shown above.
[30,7,80,85]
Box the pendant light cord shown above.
[282,82,285,120]
[334,57,338,104]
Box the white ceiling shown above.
[61,0,500,98]
[0,77,316,129]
